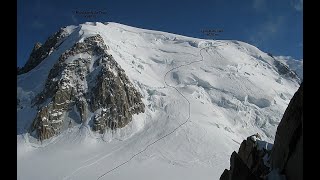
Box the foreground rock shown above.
[270,82,303,180]
[220,134,270,180]
[220,82,303,180]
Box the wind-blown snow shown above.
[17,22,301,180]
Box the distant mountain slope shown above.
[274,55,303,80]
[17,22,301,180]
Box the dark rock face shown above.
[219,134,268,180]
[270,82,303,180]
[220,169,229,180]
[229,151,262,180]
[238,136,258,169]
[18,29,67,75]
[219,82,303,180]
[30,34,145,140]
[238,136,270,178]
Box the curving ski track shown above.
[96,43,222,180]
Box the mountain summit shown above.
[17,22,302,180]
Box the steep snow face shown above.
[17,22,301,180]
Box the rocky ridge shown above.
[18,28,68,75]
[25,32,145,140]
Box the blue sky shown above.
[17,0,303,67]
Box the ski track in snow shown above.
[17,23,301,180]
[62,144,125,180]
[96,44,221,180]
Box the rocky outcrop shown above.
[220,169,229,180]
[30,34,145,140]
[238,135,270,177]
[219,82,303,180]
[18,28,68,75]
[229,151,263,180]
[90,62,145,132]
[270,82,303,180]
[219,134,270,180]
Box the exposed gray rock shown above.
[90,64,145,131]
[30,34,145,140]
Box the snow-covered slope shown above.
[274,55,303,80]
[17,22,301,180]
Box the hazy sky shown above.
[17,0,303,67]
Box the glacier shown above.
[17,22,302,180]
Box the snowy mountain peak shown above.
[20,31,145,140]
[18,22,302,180]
